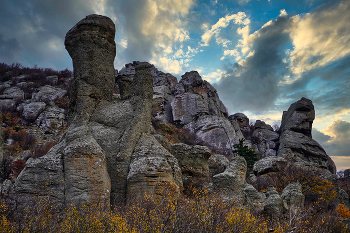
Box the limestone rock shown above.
[280,97,315,136]
[3,87,24,100]
[15,145,65,209]
[278,130,335,173]
[252,121,279,159]
[213,156,248,204]
[46,75,58,85]
[229,113,250,138]
[0,98,16,111]
[170,143,211,191]
[172,71,227,125]
[32,85,67,103]
[208,154,229,177]
[244,183,266,211]
[253,156,287,176]
[277,98,336,174]
[35,105,66,128]
[281,182,304,210]
[118,61,178,123]
[263,186,286,218]
[127,134,182,201]
[22,102,47,122]
[185,115,241,156]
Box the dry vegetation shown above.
[0,185,349,232]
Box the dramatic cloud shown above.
[200,12,249,47]
[117,0,195,74]
[0,35,21,64]
[213,15,292,112]
[0,0,117,69]
[287,0,350,79]
[313,120,350,157]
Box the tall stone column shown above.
[63,14,115,208]
[65,14,116,125]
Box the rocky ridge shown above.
[0,14,348,216]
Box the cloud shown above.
[213,15,292,112]
[0,0,118,70]
[0,35,21,64]
[202,69,227,83]
[313,120,350,157]
[117,0,195,73]
[200,12,249,47]
[287,0,350,77]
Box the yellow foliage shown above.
[336,203,350,219]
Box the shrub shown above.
[336,203,350,219]
[55,97,69,109]
[12,159,26,178]
[233,138,258,169]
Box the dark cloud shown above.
[314,120,350,157]
[213,15,293,112]
[312,128,332,144]
[0,0,116,70]
[0,35,21,64]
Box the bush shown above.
[233,138,258,169]
[32,142,57,158]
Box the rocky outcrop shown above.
[208,154,229,177]
[253,156,287,176]
[172,71,227,125]
[14,14,182,210]
[263,186,286,218]
[213,156,265,209]
[170,143,211,192]
[228,113,250,139]
[118,61,178,123]
[252,120,279,158]
[277,98,336,174]
[32,85,67,104]
[281,183,304,211]
[22,102,47,122]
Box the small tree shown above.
[233,138,258,169]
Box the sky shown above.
[0,0,349,170]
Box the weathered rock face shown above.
[32,85,67,104]
[213,156,265,209]
[185,115,241,156]
[263,186,286,218]
[172,71,227,125]
[170,143,211,192]
[118,61,178,123]
[127,134,182,201]
[281,182,304,210]
[22,102,47,122]
[253,156,287,176]
[14,14,183,210]
[0,114,3,172]
[208,154,229,177]
[228,113,250,139]
[277,98,336,174]
[252,120,279,159]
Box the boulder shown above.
[35,105,66,129]
[263,186,286,218]
[277,98,336,174]
[170,143,211,191]
[280,97,314,136]
[229,113,250,138]
[213,156,248,204]
[281,182,304,210]
[185,115,241,156]
[32,85,67,103]
[46,75,58,85]
[22,102,47,122]
[253,156,287,176]
[171,71,227,125]
[3,87,24,100]
[208,154,229,177]
[127,134,182,201]
[252,121,279,159]
[0,98,16,111]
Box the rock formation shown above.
[252,120,279,159]
[13,14,183,210]
[277,97,336,173]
